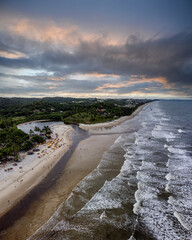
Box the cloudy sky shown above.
[0,0,192,99]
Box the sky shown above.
[0,0,192,99]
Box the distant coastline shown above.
[79,103,149,131]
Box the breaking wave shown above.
[29,101,192,240]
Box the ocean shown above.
[30,101,192,240]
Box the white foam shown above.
[166,159,170,167]
[128,235,136,240]
[154,124,163,131]
[168,146,188,155]
[178,129,185,133]
[166,134,177,142]
[141,161,155,170]
[114,135,124,144]
[165,172,174,181]
[77,179,124,212]
[161,117,170,122]
[152,128,176,141]
[133,199,141,215]
[168,154,192,162]
[165,172,173,192]
[141,121,147,127]
[174,211,191,231]
[165,183,170,192]
[120,159,133,173]
[133,180,142,215]
[168,195,192,212]
[54,220,89,232]
[100,210,107,219]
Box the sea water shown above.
[30,101,192,240]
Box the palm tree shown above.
[34,126,40,132]
[42,126,52,137]
[29,129,34,136]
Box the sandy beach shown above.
[0,123,73,219]
[0,131,120,240]
[0,103,148,240]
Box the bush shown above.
[31,135,45,144]
[22,140,34,151]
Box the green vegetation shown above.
[0,97,151,161]
[22,140,34,151]
[31,135,45,144]
[0,97,151,125]
[34,126,40,132]
[0,127,29,161]
[62,101,145,124]
[42,126,53,137]
[0,123,52,161]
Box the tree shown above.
[90,115,96,122]
[29,129,34,136]
[42,126,52,136]
[31,135,45,144]
[34,126,40,132]
[22,140,34,151]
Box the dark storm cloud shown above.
[0,32,43,55]
[0,0,192,98]
[0,56,39,69]
[1,31,192,89]
[76,32,192,86]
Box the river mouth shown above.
[0,124,121,240]
[0,124,88,239]
[28,101,192,240]
[0,106,149,240]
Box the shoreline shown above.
[0,103,149,239]
[16,119,55,127]
[28,103,149,239]
[29,132,120,240]
[0,123,73,219]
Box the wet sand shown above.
[0,104,148,240]
[0,124,73,219]
[0,134,119,240]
